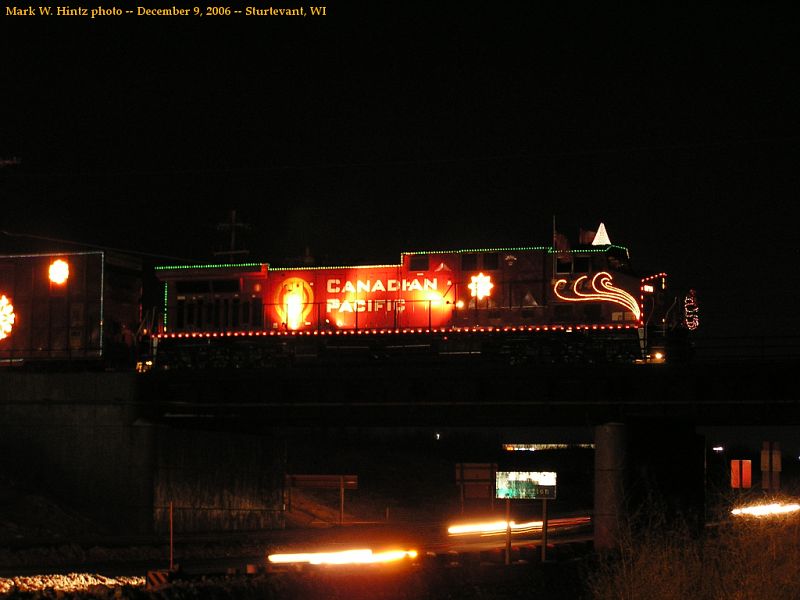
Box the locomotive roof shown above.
[153,243,629,273]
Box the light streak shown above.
[448,516,590,536]
[267,548,418,565]
[503,443,595,452]
[731,502,800,517]
[553,271,641,320]
[448,520,542,536]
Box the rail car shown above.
[152,227,694,368]
[0,251,143,368]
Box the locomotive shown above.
[152,225,692,368]
[0,226,694,370]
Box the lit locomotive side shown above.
[155,242,666,336]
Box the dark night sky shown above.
[2,4,800,341]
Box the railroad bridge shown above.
[139,359,799,427]
[2,349,798,545]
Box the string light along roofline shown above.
[154,244,629,272]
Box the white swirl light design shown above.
[0,295,15,340]
[553,271,641,321]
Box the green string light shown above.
[155,262,265,271]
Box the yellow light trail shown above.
[267,548,418,565]
[448,516,590,536]
[731,502,800,517]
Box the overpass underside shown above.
[140,360,800,429]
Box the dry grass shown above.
[587,496,800,600]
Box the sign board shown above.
[455,463,496,499]
[285,474,358,490]
[495,471,557,500]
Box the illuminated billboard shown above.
[495,471,557,500]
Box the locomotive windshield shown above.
[605,247,632,274]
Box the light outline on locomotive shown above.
[153,240,667,340]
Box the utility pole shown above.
[214,209,250,260]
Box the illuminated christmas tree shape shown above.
[591,222,611,246]
[0,295,15,340]
[468,273,493,300]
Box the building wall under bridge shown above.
[0,371,286,535]
[152,426,285,533]
[0,372,154,534]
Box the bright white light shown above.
[49,259,69,284]
[0,295,15,340]
[503,443,595,452]
[268,548,417,565]
[448,520,539,535]
[468,273,493,300]
[426,292,444,306]
[731,502,800,517]
[591,222,611,245]
[712,446,724,453]
[653,352,664,360]
[285,292,302,330]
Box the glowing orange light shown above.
[448,520,541,536]
[285,291,302,329]
[0,295,15,340]
[425,291,444,306]
[448,516,591,536]
[267,548,418,565]
[275,277,314,330]
[468,273,493,300]
[553,271,641,320]
[456,300,465,309]
[731,502,800,517]
[48,259,69,284]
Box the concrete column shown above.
[594,422,627,551]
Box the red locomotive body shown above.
[156,243,649,336]
[150,233,684,370]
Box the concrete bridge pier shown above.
[594,422,627,551]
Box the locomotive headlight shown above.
[275,278,314,330]
[285,292,302,330]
